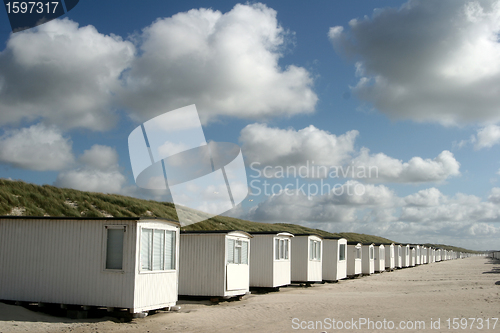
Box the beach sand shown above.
[1,256,499,333]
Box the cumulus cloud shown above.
[241,123,358,168]
[0,123,74,171]
[474,124,500,149]
[248,180,397,223]
[0,19,135,130]
[241,123,460,183]
[329,0,500,126]
[55,144,126,194]
[352,149,460,183]
[120,3,317,124]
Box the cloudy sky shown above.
[1,0,499,250]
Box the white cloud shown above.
[55,144,126,194]
[241,123,358,168]
[241,123,460,183]
[330,0,500,126]
[120,3,317,124]
[352,149,460,183]
[0,123,74,171]
[474,124,500,149]
[248,180,396,223]
[0,19,135,131]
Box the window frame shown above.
[274,237,290,261]
[309,239,321,261]
[103,225,127,272]
[139,227,177,273]
[339,243,346,261]
[227,237,249,265]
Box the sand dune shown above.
[1,256,498,333]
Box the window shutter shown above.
[153,230,165,270]
[284,239,289,259]
[165,231,175,270]
[227,239,235,263]
[317,241,321,260]
[141,229,152,270]
[106,228,124,270]
[241,241,248,264]
[310,240,314,260]
[275,238,279,260]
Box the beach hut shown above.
[179,230,252,298]
[413,245,421,265]
[421,246,427,264]
[322,237,348,282]
[373,244,385,273]
[0,216,180,315]
[362,243,375,275]
[428,247,435,263]
[384,243,395,271]
[410,247,416,267]
[394,244,403,268]
[291,234,323,283]
[347,242,362,278]
[249,232,294,288]
[401,244,410,268]
[435,249,442,262]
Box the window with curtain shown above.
[356,247,362,259]
[370,247,374,260]
[140,228,176,271]
[105,227,125,270]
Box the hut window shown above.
[105,227,125,270]
[227,239,249,264]
[369,247,374,260]
[339,244,346,261]
[356,247,361,259]
[275,238,289,260]
[309,240,321,261]
[141,228,176,271]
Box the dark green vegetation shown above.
[0,179,479,252]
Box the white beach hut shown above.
[249,232,294,288]
[179,230,252,298]
[428,247,435,263]
[401,244,410,268]
[322,237,348,282]
[421,246,427,264]
[0,216,180,315]
[291,234,323,283]
[373,243,385,273]
[362,243,375,275]
[394,244,403,268]
[435,249,442,262]
[347,242,362,278]
[410,246,417,266]
[413,245,421,265]
[384,243,395,271]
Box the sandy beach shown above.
[0,256,498,333]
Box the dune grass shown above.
[0,179,479,252]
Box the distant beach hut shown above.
[384,243,395,271]
[347,242,363,278]
[410,247,416,267]
[395,244,403,268]
[435,249,442,262]
[322,237,347,282]
[421,246,427,264]
[249,232,294,288]
[373,243,385,273]
[0,216,180,315]
[413,245,421,265]
[362,243,375,275]
[401,244,410,268]
[428,247,435,263]
[179,230,252,298]
[291,234,323,283]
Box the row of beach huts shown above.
[0,216,482,317]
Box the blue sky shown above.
[1,0,500,250]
